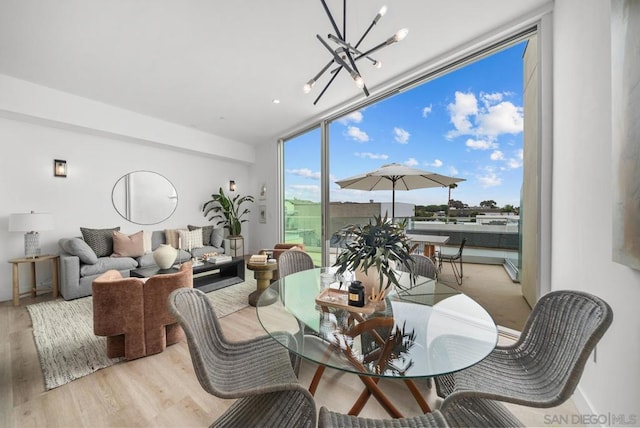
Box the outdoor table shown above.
[406,233,450,258]
[256,267,497,418]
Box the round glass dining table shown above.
[256,267,498,417]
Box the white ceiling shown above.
[0,0,549,146]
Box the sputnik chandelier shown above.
[303,0,408,105]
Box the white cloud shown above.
[404,158,419,167]
[346,126,369,142]
[476,101,523,137]
[490,150,504,160]
[446,91,523,140]
[338,110,363,124]
[422,105,433,118]
[354,152,389,160]
[478,172,502,188]
[505,157,523,169]
[286,168,321,180]
[480,91,504,105]
[466,138,498,150]
[289,184,320,192]
[427,159,443,168]
[449,166,459,176]
[394,127,410,144]
[447,91,478,137]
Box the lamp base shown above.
[24,231,41,258]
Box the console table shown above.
[8,255,59,306]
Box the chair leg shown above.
[450,258,463,286]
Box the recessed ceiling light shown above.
[272,99,281,104]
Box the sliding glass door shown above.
[281,127,322,266]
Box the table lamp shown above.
[8,211,54,258]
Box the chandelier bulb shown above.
[303,79,316,93]
[353,74,365,89]
[394,28,409,42]
[374,5,387,22]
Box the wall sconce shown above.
[229,180,236,192]
[54,159,67,177]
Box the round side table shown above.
[246,261,278,306]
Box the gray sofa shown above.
[58,228,225,300]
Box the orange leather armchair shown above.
[260,243,307,282]
[92,262,193,360]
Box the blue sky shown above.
[284,41,527,208]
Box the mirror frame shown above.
[111,170,178,225]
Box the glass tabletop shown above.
[256,267,498,379]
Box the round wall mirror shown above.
[112,171,178,225]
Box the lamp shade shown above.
[8,212,54,232]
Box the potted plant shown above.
[333,214,415,304]
[203,187,254,256]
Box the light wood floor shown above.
[1,264,581,427]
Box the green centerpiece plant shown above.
[333,214,415,303]
[202,187,254,237]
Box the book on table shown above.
[249,254,267,264]
[208,255,232,264]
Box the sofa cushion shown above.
[61,237,99,265]
[191,245,225,258]
[112,230,145,257]
[188,224,214,246]
[178,229,203,250]
[137,253,156,268]
[142,231,153,254]
[80,227,121,257]
[211,227,224,247]
[165,229,187,249]
[80,256,138,276]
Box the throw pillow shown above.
[165,228,187,249]
[178,229,203,250]
[112,230,145,257]
[142,230,153,254]
[80,227,121,257]
[211,227,224,247]
[61,237,98,264]
[188,224,213,246]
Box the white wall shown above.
[553,0,640,418]
[0,79,255,303]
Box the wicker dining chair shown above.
[168,288,316,428]
[397,254,438,280]
[317,395,523,428]
[277,249,315,278]
[434,290,613,409]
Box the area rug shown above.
[27,279,256,390]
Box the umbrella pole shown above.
[392,180,396,221]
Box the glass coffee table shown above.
[256,267,497,418]
[130,257,245,292]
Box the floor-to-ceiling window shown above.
[281,127,322,266]
[281,29,540,301]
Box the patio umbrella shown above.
[335,163,465,219]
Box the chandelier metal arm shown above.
[317,35,352,73]
[314,67,343,105]
[328,33,379,67]
[320,0,343,40]
[303,1,407,104]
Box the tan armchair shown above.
[92,262,193,360]
[260,243,307,282]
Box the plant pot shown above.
[355,267,390,303]
[153,244,177,269]
[224,236,244,257]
